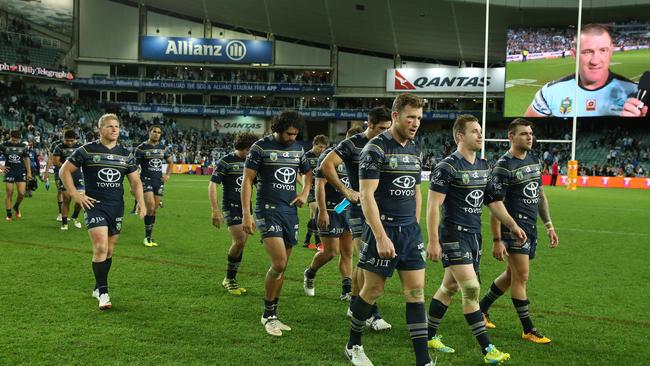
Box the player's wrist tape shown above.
[544,221,553,228]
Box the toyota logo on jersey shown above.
[7,154,21,163]
[522,181,540,204]
[523,181,539,199]
[391,175,416,196]
[464,190,484,213]
[393,176,416,189]
[148,158,163,170]
[274,167,296,184]
[97,168,122,187]
[272,167,296,191]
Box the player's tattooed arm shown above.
[538,187,559,247]
[537,187,552,224]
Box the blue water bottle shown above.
[334,198,350,214]
[45,178,50,191]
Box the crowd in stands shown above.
[507,20,650,55]
[0,80,237,168]
[1,79,648,177]
[587,127,649,177]
[507,27,573,55]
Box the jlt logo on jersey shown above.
[464,190,484,213]
[97,168,122,187]
[272,167,296,191]
[522,181,540,204]
[391,175,416,196]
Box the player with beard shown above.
[479,119,559,344]
[134,125,173,247]
[241,111,312,336]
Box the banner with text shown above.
[387,67,505,92]
[211,116,266,135]
[118,103,482,120]
[0,62,74,80]
[72,77,333,94]
[548,174,650,189]
[140,37,272,64]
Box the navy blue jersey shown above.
[315,147,349,210]
[211,152,246,204]
[359,130,421,226]
[0,141,29,174]
[54,142,84,181]
[486,151,543,226]
[333,133,369,192]
[430,151,491,234]
[50,140,62,174]
[245,135,311,211]
[134,142,171,181]
[53,142,83,163]
[67,140,138,205]
[304,150,320,198]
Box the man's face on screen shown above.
[579,31,613,89]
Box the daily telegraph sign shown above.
[0,62,74,80]
[140,36,272,64]
[387,68,505,93]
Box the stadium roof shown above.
[2,0,650,64]
[139,0,650,65]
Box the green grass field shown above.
[1,175,649,365]
[504,49,650,117]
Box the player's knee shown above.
[437,284,458,301]
[325,245,339,258]
[362,282,384,300]
[404,287,425,302]
[459,278,481,307]
[513,269,529,284]
[270,260,287,274]
[146,205,156,215]
[232,239,246,250]
[267,267,284,279]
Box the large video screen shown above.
[504,21,650,118]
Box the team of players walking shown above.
[0,93,559,365]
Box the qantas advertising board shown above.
[387,68,505,93]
